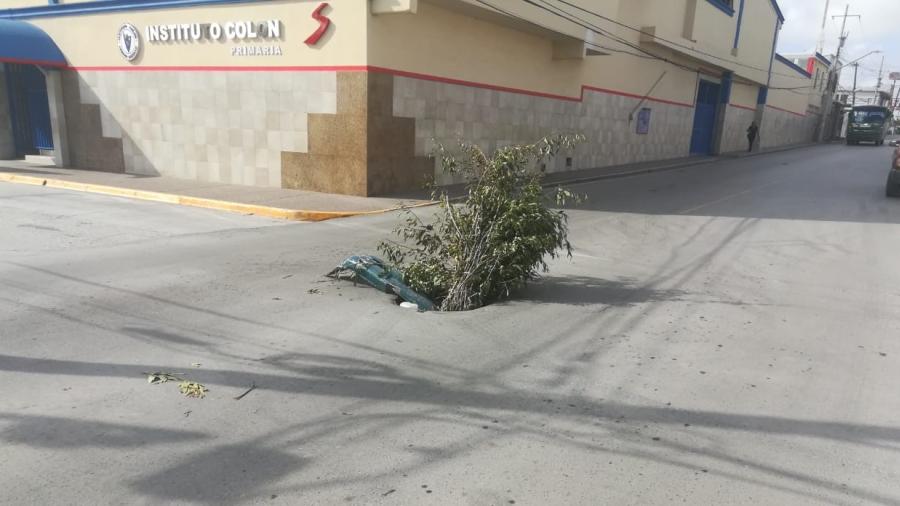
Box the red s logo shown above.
[304,3,331,46]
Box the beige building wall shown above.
[371,0,700,182]
[734,0,780,85]
[720,81,759,153]
[27,1,368,67]
[19,1,368,187]
[761,60,820,148]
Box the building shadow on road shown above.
[513,275,687,307]
[0,413,208,448]
[558,145,900,225]
[3,263,900,504]
[1,351,900,504]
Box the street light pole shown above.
[851,63,859,106]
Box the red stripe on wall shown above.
[730,103,756,111]
[766,104,806,117]
[58,63,698,109]
[365,65,581,102]
[69,65,371,72]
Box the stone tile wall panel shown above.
[67,70,337,187]
[760,108,820,150]
[393,76,694,185]
[721,106,756,153]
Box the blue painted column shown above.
[711,71,734,154]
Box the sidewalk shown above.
[0,159,430,222]
[0,141,825,221]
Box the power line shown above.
[474,0,702,75]
[547,0,811,80]
[477,0,822,92]
[528,0,703,73]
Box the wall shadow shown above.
[2,352,899,504]
[130,443,307,504]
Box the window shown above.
[852,110,885,123]
[706,0,735,16]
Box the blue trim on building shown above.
[733,0,745,49]
[757,86,768,105]
[815,52,831,66]
[705,0,735,16]
[1,0,266,20]
[769,0,785,22]
[719,71,733,104]
[775,53,812,78]
[0,19,66,64]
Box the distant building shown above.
[842,88,894,108]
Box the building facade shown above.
[844,88,894,108]
[0,0,829,196]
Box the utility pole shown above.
[831,4,859,87]
[876,55,885,90]
[816,0,831,55]
[816,4,859,141]
[851,63,859,106]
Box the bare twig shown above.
[234,383,256,400]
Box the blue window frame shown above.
[706,0,735,16]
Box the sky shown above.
[776,0,900,92]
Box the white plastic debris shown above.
[399,302,418,309]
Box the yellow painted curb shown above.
[0,172,433,222]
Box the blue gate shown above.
[689,80,720,155]
[5,63,53,155]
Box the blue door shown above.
[5,63,53,155]
[689,80,720,155]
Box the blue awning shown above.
[0,19,66,67]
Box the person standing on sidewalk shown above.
[747,121,759,152]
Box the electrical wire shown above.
[474,0,704,75]
[474,0,825,95]
[548,0,812,80]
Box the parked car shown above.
[887,145,900,197]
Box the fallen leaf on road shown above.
[179,381,209,398]
[144,372,184,384]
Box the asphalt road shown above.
[2,142,900,505]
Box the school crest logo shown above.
[117,24,141,61]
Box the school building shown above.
[0,0,828,196]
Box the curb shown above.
[721,142,819,159]
[0,173,432,222]
[545,142,825,189]
[542,157,719,189]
